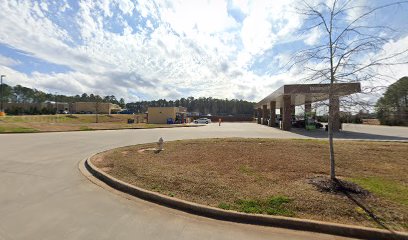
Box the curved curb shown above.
[81,155,408,240]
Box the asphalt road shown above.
[1,123,406,240]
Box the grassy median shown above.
[91,138,408,231]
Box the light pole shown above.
[54,92,58,123]
[95,98,99,123]
[55,92,58,114]
[0,75,5,114]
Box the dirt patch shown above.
[137,148,159,154]
[309,176,370,196]
[100,167,113,172]
[91,138,408,231]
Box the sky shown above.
[0,0,407,102]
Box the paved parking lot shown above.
[1,123,406,240]
[198,122,408,141]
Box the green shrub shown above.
[219,195,294,216]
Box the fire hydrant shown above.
[157,137,164,151]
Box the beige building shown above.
[70,102,121,114]
[147,107,187,124]
[3,102,68,113]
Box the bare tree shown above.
[291,0,408,180]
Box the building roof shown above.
[256,83,361,109]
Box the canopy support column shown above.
[257,108,262,124]
[269,101,276,127]
[282,95,292,131]
[262,105,268,125]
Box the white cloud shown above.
[0,55,20,67]
[241,14,274,55]
[97,0,113,17]
[0,0,406,103]
[159,0,238,35]
[59,0,71,12]
[39,1,48,12]
[370,35,408,85]
[114,0,134,15]
[345,0,367,23]
[235,1,304,68]
[304,27,322,46]
[135,0,158,18]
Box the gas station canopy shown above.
[256,83,361,109]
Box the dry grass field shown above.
[91,138,408,231]
[0,114,194,133]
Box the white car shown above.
[194,118,211,124]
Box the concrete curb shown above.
[82,156,408,240]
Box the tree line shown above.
[125,97,255,115]
[376,77,408,126]
[0,84,126,107]
[2,80,407,121]
[0,84,255,115]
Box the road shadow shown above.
[289,128,408,141]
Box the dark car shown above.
[292,120,305,128]
[119,110,134,114]
[292,120,323,129]
[315,122,323,128]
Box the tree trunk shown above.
[328,95,336,180]
[328,14,336,180]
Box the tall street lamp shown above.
[0,75,5,114]
[55,92,58,114]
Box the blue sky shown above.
[0,0,407,102]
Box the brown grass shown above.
[0,114,197,133]
[362,119,381,125]
[91,138,408,231]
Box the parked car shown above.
[194,118,211,124]
[292,119,323,129]
[292,119,306,128]
[274,114,296,126]
[119,109,134,114]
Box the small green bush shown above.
[219,195,294,216]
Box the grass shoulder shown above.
[0,114,197,133]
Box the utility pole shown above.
[0,75,5,115]
[55,92,58,123]
[95,99,99,123]
[55,92,58,114]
